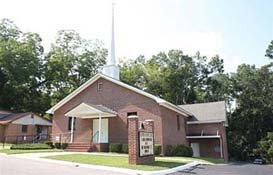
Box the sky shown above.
[0,0,273,72]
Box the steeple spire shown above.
[101,2,120,80]
[110,2,116,65]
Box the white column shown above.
[70,117,75,143]
[98,114,102,143]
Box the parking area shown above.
[170,163,273,175]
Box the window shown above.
[177,115,180,131]
[127,112,137,117]
[127,112,137,128]
[68,117,76,131]
[22,125,28,133]
[97,82,103,91]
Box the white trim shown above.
[46,73,192,117]
[220,137,223,158]
[187,120,225,124]
[70,117,74,143]
[65,103,117,118]
[186,135,220,139]
[128,115,138,119]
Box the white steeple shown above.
[101,2,120,80]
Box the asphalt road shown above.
[0,155,126,175]
[170,163,273,175]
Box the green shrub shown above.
[61,143,68,149]
[165,144,193,157]
[268,145,273,160]
[109,143,122,153]
[44,141,54,148]
[173,144,193,157]
[165,145,175,156]
[54,142,68,149]
[11,143,52,150]
[122,144,128,153]
[54,142,61,149]
[154,144,162,156]
[267,132,273,141]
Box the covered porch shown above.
[65,103,117,152]
[186,131,224,159]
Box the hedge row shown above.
[10,142,69,150]
[45,141,68,149]
[11,143,52,150]
[165,144,193,157]
[109,143,128,153]
[109,143,162,155]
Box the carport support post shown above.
[220,137,223,158]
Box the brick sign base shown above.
[128,116,155,165]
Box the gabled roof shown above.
[65,103,117,118]
[46,73,192,117]
[179,101,227,124]
[0,112,30,124]
[0,111,51,125]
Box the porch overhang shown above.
[65,103,117,118]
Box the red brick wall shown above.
[0,125,5,142]
[5,124,37,136]
[161,107,188,154]
[52,77,186,149]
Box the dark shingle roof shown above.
[0,112,31,124]
[179,101,227,123]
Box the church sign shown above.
[139,131,154,157]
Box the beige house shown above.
[0,110,52,143]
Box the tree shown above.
[121,50,230,105]
[228,64,273,160]
[0,19,49,113]
[44,30,107,104]
[265,40,273,59]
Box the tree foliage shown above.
[121,50,230,105]
[0,19,48,112]
[44,30,107,104]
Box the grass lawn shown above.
[0,143,12,149]
[46,154,222,171]
[0,149,63,155]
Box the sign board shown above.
[139,131,154,157]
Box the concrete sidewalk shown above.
[5,152,199,175]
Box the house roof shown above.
[0,112,32,124]
[179,101,227,124]
[0,112,51,125]
[46,73,193,117]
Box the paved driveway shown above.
[0,154,126,175]
[170,163,273,175]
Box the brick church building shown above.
[46,5,228,161]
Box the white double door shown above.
[92,118,108,143]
